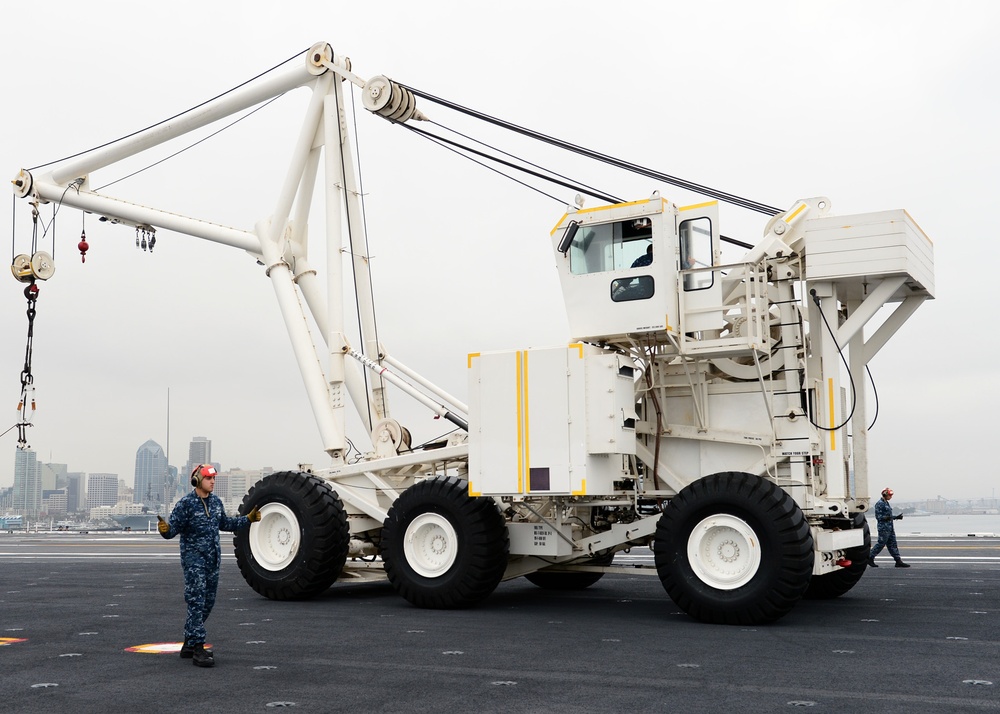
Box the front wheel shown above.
[234,471,349,600]
[653,472,814,625]
[382,476,508,609]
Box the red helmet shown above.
[191,464,218,487]
[881,488,894,498]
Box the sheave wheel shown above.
[234,471,349,600]
[525,552,615,590]
[382,476,508,609]
[803,512,871,599]
[653,472,814,625]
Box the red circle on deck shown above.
[125,642,212,654]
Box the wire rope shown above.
[402,84,782,215]
[95,96,284,191]
[346,82,378,430]
[806,291,857,432]
[27,48,310,172]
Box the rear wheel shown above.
[234,471,349,600]
[382,476,508,608]
[525,552,615,590]
[653,472,814,625]
[803,513,871,599]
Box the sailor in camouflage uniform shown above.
[158,464,260,667]
[868,487,910,568]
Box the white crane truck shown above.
[11,42,934,624]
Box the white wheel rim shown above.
[249,503,301,572]
[687,514,761,590]
[403,512,458,578]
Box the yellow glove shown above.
[247,506,261,523]
[157,515,169,535]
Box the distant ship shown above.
[111,513,161,531]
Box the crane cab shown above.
[550,194,722,345]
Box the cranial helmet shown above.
[191,464,218,488]
[881,488,894,498]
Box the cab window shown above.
[679,217,713,291]
[569,217,653,275]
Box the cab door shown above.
[676,201,722,334]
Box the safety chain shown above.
[13,203,42,449]
[16,280,39,449]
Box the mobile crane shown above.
[10,42,934,624]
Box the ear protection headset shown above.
[191,464,218,488]
[881,488,894,498]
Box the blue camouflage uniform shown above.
[160,491,250,645]
[869,497,902,563]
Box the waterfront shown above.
[872,514,1000,537]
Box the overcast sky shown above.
[1,1,996,501]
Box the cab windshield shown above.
[569,217,653,275]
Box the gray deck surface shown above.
[1,533,997,713]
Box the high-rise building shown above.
[13,449,41,517]
[87,473,119,511]
[134,439,168,510]
[165,464,182,505]
[40,462,68,491]
[42,489,67,516]
[184,436,212,485]
[66,472,86,513]
[225,469,259,502]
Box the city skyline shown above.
[2,434,274,519]
[1,432,280,492]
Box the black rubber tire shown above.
[525,552,615,590]
[653,472,814,625]
[803,513,871,600]
[233,471,349,600]
[382,476,508,609]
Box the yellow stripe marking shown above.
[568,342,584,359]
[679,200,718,211]
[522,350,530,493]
[572,198,652,216]
[549,213,570,236]
[784,203,807,223]
[516,351,524,494]
[468,352,481,495]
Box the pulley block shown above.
[362,75,423,123]
[10,251,55,282]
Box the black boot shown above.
[868,559,879,568]
[181,641,212,659]
[192,643,215,668]
[895,560,911,568]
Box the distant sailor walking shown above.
[158,464,260,667]
[868,487,910,568]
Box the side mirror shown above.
[557,221,580,254]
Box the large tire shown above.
[234,471,349,600]
[653,472,814,625]
[803,513,871,600]
[382,476,508,609]
[525,551,615,590]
